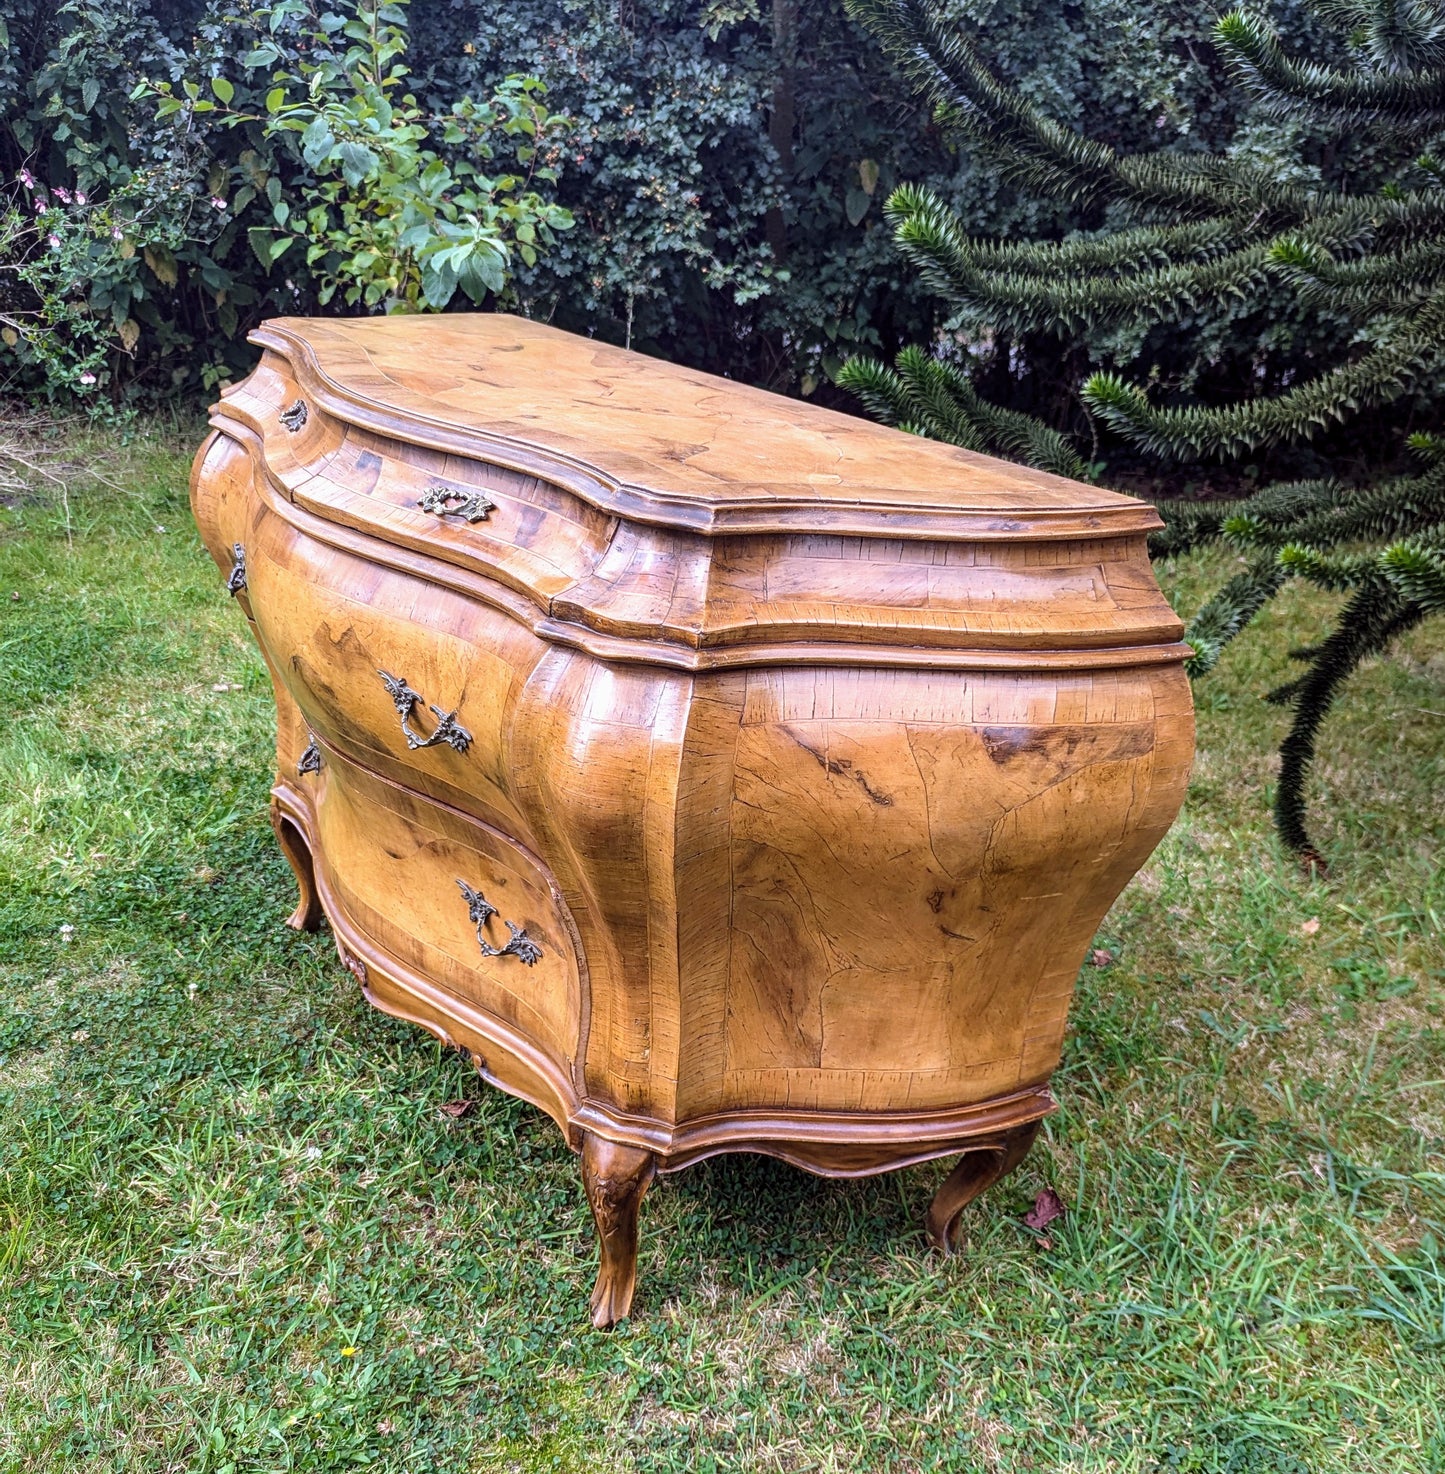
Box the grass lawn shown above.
[1,411,1442,1474]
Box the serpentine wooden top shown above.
[246,315,1161,541]
[215,314,1190,670]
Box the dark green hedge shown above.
[2,0,1263,404]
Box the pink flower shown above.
[47,233,61,249]
[79,371,97,385]
[54,186,71,204]
[17,169,34,189]
[210,196,226,210]
[111,226,123,241]
[75,191,86,205]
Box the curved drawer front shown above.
[190,429,261,608]
[243,498,547,845]
[312,747,583,1071]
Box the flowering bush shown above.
[0,164,231,401]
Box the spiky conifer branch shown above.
[1269,236,1445,311]
[846,0,1327,221]
[1380,531,1445,605]
[1215,9,1445,127]
[1327,0,1445,70]
[889,187,1276,334]
[836,349,1090,478]
[1082,290,1445,457]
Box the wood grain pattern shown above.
[192,313,1194,1326]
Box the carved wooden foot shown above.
[581,1133,656,1330]
[925,1120,1041,1253]
[270,803,324,933]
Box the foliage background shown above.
[0,0,1304,404]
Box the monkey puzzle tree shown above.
[839,0,1445,867]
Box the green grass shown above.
[0,411,1442,1474]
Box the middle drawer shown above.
[246,501,549,845]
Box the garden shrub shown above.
[146,1,573,314]
[2,0,1272,405]
[0,0,572,402]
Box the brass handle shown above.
[297,734,321,775]
[457,879,542,965]
[418,484,495,523]
[377,670,472,754]
[226,542,247,595]
[279,399,308,433]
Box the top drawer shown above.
[218,352,618,610]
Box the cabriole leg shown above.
[270,802,323,933]
[925,1120,1041,1252]
[581,1133,656,1330]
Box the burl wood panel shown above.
[192,313,1194,1327]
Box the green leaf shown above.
[858,158,880,196]
[265,87,285,114]
[301,117,335,169]
[845,187,871,226]
[337,142,378,188]
[247,228,277,270]
[212,77,234,105]
[82,77,99,112]
[420,255,459,310]
[456,243,507,303]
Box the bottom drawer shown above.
[309,746,585,1074]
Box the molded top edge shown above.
[244,315,1164,540]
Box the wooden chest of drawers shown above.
[192,314,1193,1326]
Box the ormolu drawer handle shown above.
[418,485,495,524]
[226,542,247,595]
[279,399,308,432]
[377,669,472,754]
[457,879,542,965]
[297,734,321,774]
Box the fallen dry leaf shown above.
[1024,1188,1066,1232]
[1089,948,1115,967]
[1301,917,1320,936]
[438,1099,475,1119]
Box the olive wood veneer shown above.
[192,314,1194,1327]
